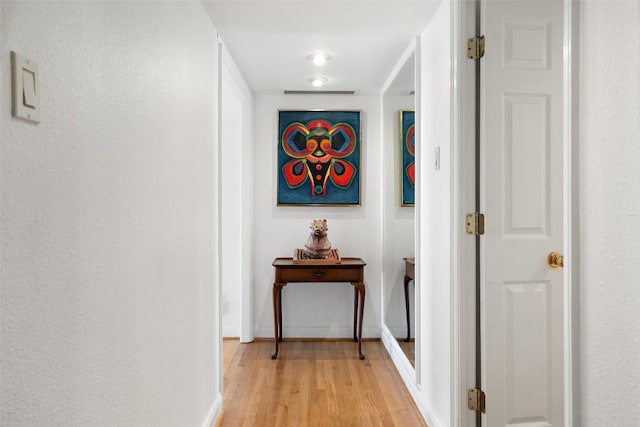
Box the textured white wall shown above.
[580,2,640,425]
[252,94,383,339]
[0,2,221,426]
[417,2,451,426]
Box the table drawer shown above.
[277,266,362,283]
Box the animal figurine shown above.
[303,219,332,259]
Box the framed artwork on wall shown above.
[400,110,415,207]
[277,110,361,206]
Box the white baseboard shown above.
[386,325,410,338]
[381,324,417,386]
[380,325,442,427]
[202,393,223,427]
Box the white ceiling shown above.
[201,0,439,95]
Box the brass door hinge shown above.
[468,388,486,413]
[467,35,485,59]
[466,213,485,235]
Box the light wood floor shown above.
[220,339,427,427]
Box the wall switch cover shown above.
[435,146,440,171]
[11,51,40,124]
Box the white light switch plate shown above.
[435,146,440,171]
[11,51,40,124]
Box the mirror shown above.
[382,49,416,369]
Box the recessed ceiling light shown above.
[310,76,328,87]
[307,53,332,66]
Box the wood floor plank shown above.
[221,340,427,427]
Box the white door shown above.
[481,0,565,426]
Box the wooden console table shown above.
[271,257,367,360]
[403,257,415,342]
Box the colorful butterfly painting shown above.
[401,110,415,206]
[278,111,360,205]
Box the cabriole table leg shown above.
[271,283,284,359]
[404,275,411,342]
[354,282,366,360]
[353,287,358,342]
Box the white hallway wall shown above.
[580,1,640,425]
[0,2,221,425]
[252,94,383,339]
[417,1,452,426]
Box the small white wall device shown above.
[11,51,40,124]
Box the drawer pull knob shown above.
[313,269,326,277]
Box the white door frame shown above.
[452,0,580,425]
[562,0,581,424]
[451,0,479,426]
[219,41,255,344]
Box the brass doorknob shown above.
[547,252,564,268]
